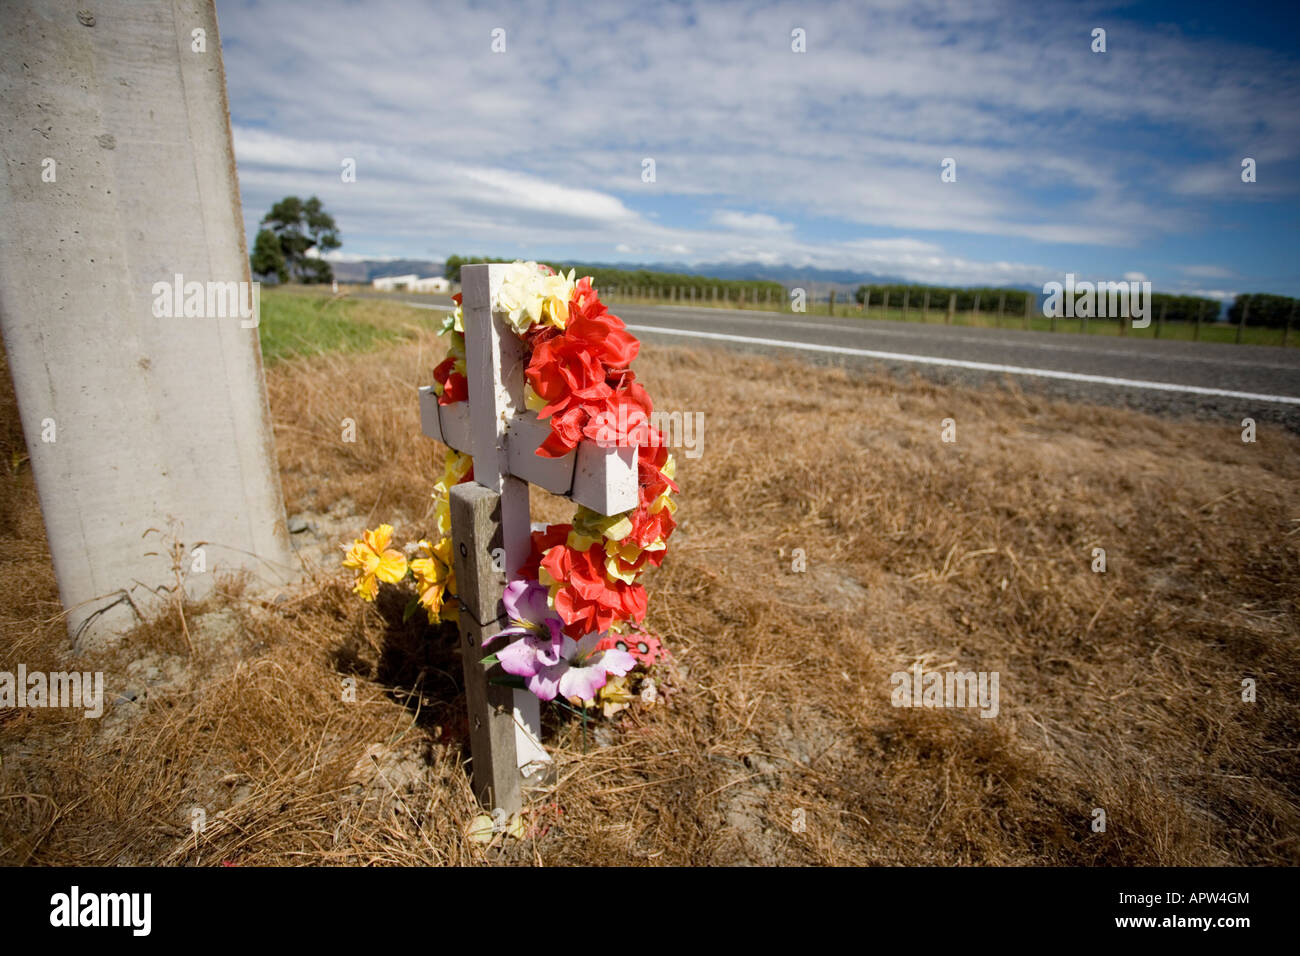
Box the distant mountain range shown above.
[328,259,445,283]
[329,257,1041,298]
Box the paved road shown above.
[361,291,1300,429]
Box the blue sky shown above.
[218,0,1300,298]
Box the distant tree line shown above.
[1228,293,1299,329]
[855,284,1036,313]
[444,255,784,298]
[854,283,1225,323]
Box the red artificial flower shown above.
[433,356,467,405]
[542,542,647,638]
[597,628,668,666]
[518,523,572,581]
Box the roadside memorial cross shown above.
[417,263,639,814]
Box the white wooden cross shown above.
[418,263,639,814]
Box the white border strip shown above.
[627,325,1300,406]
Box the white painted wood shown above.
[418,386,443,443]
[573,442,638,515]
[505,412,577,495]
[437,400,473,454]
[459,264,548,774]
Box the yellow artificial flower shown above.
[537,269,576,330]
[524,382,548,412]
[495,262,576,334]
[342,524,408,601]
[410,536,458,623]
[596,674,635,717]
[431,449,474,537]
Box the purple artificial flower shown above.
[551,633,637,703]
[486,581,637,702]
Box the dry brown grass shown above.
[2,327,1297,866]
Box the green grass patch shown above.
[258,287,441,365]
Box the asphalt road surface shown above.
[362,292,1300,431]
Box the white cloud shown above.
[710,211,793,233]
[218,0,1300,287]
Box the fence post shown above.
[1155,299,1166,339]
[922,289,930,323]
[1237,295,1249,344]
[1195,301,1203,341]
[828,289,836,316]
[1285,300,1295,347]
[947,292,955,325]
[997,291,1006,326]
[1023,293,1032,330]
[972,292,981,321]
[902,289,910,322]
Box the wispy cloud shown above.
[218,0,1300,292]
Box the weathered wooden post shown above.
[1155,299,1166,339]
[0,0,296,648]
[1284,300,1295,348]
[972,292,981,320]
[828,289,836,316]
[922,289,930,323]
[1023,292,1032,330]
[902,289,910,322]
[1195,301,1204,341]
[1238,295,1249,344]
[947,292,956,326]
[419,264,638,813]
[997,291,1006,326]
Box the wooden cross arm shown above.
[420,389,637,517]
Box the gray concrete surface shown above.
[0,0,296,647]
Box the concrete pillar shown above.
[0,0,296,648]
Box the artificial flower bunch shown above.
[347,262,677,710]
[484,263,677,706]
[340,445,474,625]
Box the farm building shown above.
[370,274,449,293]
[370,273,420,291]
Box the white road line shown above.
[391,301,454,311]
[627,324,1300,406]
[623,306,1298,371]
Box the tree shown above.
[250,228,288,283]
[258,195,341,283]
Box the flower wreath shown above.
[345,262,676,709]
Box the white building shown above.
[370,274,450,293]
[371,273,420,292]
[412,276,450,293]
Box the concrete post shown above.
[0,0,296,648]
